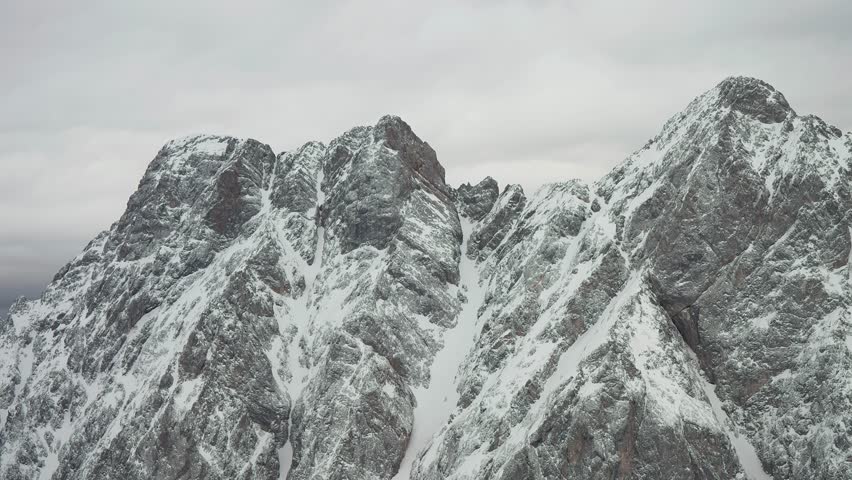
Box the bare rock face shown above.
[2,78,852,480]
[467,184,526,260]
[716,76,794,124]
[456,177,499,221]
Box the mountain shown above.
[1,77,851,480]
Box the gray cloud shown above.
[2,0,851,314]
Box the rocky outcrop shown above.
[1,78,851,479]
[456,177,499,221]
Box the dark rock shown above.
[456,177,499,221]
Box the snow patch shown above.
[15,341,34,400]
[38,410,73,480]
[751,312,776,330]
[382,383,397,398]
[280,442,295,480]
[173,377,204,415]
[770,369,793,383]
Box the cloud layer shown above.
[2,0,851,314]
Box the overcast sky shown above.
[2,0,851,315]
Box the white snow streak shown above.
[531,271,645,431]
[700,379,772,480]
[847,226,852,284]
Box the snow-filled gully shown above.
[658,280,772,480]
[700,378,772,480]
[278,167,326,480]
[392,217,486,479]
[678,335,772,480]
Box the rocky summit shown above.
[2,77,851,480]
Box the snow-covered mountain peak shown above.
[713,75,795,123]
[598,77,849,211]
[375,113,411,132]
[162,133,236,155]
[3,81,852,480]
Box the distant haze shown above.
[2,0,851,315]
